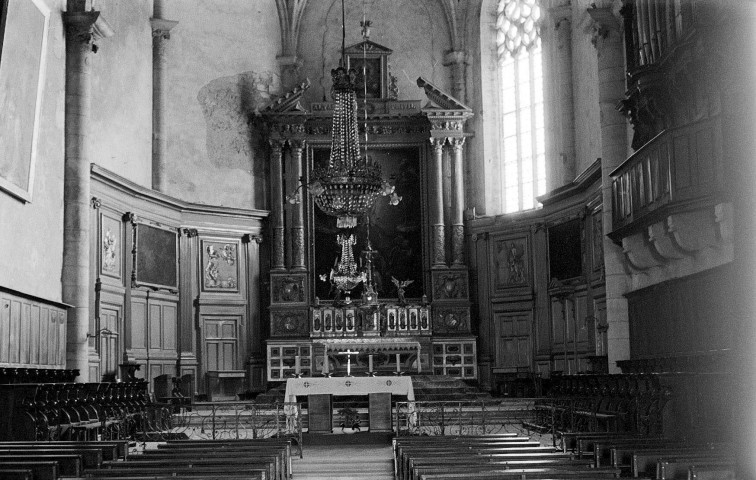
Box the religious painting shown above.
[100,213,122,279]
[132,221,178,291]
[492,235,529,290]
[0,0,50,202]
[311,146,425,302]
[201,239,240,293]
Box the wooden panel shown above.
[202,317,239,374]
[39,306,48,364]
[369,392,392,432]
[0,297,9,363]
[628,264,734,359]
[9,299,20,363]
[494,312,531,369]
[308,394,332,433]
[149,303,162,349]
[131,298,147,349]
[163,304,176,350]
[29,304,39,364]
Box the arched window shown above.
[496,0,545,213]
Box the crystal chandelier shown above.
[308,0,394,230]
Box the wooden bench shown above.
[630,449,734,478]
[611,444,731,471]
[0,453,82,476]
[0,460,59,480]
[82,465,270,479]
[657,456,735,480]
[155,439,292,476]
[688,464,736,480]
[0,439,129,460]
[0,468,34,480]
[0,447,102,468]
[415,466,621,480]
[98,457,278,480]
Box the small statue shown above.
[392,276,414,305]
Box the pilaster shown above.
[270,140,286,270]
[430,138,447,267]
[289,139,306,270]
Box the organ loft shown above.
[0,0,755,478]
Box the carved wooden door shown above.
[99,307,120,381]
[495,312,531,370]
[203,318,239,371]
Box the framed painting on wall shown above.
[0,0,50,202]
[132,221,178,291]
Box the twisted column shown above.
[270,140,286,270]
[290,140,306,270]
[431,138,447,267]
[62,5,101,381]
[450,137,466,265]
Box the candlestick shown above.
[294,355,301,375]
[395,353,401,373]
[368,354,374,373]
[323,351,329,374]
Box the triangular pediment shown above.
[416,76,472,112]
[344,40,393,55]
[262,78,311,113]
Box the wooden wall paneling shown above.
[178,228,198,377]
[0,296,9,363]
[29,304,39,365]
[493,310,532,370]
[20,302,30,364]
[130,293,147,352]
[532,227,551,356]
[9,298,19,363]
[149,302,162,349]
[244,234,265,393]
[472,232,493,390]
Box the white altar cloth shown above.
[284,376,414,402]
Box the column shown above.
[549,5,576,188]
[430,138,446,267]
[443,50,467,102]
[62,2,103,381]
[450,137,466,266]
[589,8,630,374]
[150,1,177,193]
[270,140,286,270]
[290,140,306,270]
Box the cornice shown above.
[90,164,269,220]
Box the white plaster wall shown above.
[90,0,153,188]
[161,0,281,209]
[0,0,66,301]
[298,0,451,106]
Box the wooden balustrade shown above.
[609,116,722,237]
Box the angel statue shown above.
[392,276,414,305]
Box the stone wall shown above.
[0,0,66,302]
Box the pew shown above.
[0,439,127,460]
[82,466,269,479]
[0,469,34,480]
[688,464,736,480]
[0,447,103,468]
[631,449,734,478]
[657,456,735,480]
[0,460,59,480]
[394,435,612,480]
[611,444,731,471]
[415,467,621,480]
[97,458,278,480]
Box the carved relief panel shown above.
[271,309,309,337]
[99,212,122,280]
[432,270,469,301]
[201,239,241,293]
[433,306,471,334]
[271,273,307,304]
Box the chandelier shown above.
[310,67,387,229]
[307,0,395,230]
[329,234,367,292]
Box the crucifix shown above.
[337,349,360,376]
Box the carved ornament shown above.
[433,271,468,300]
[271,310,309,337]
[272,275,306,304]
[433,306,470,334]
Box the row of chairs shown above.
[529,374,670,436]
[0,381,153,441]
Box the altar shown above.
[284,376,414,433]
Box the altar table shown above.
[284,376,415,402]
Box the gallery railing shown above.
[130,401,303,457]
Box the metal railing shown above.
[394,399,540,437]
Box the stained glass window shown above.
[497,0,545,213]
